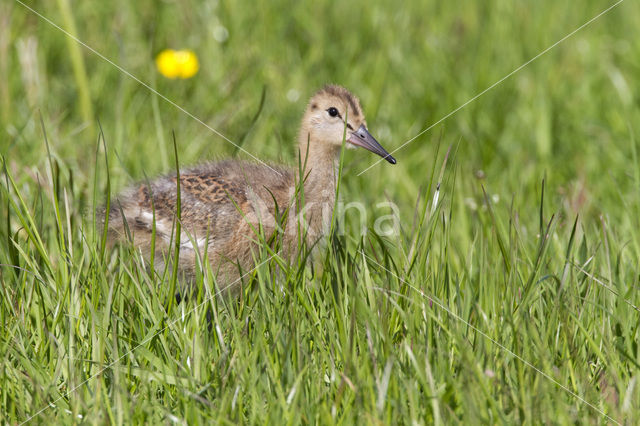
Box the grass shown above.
[2,0,640,423]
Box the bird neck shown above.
[297,140,340,199]
[293,139,340,240]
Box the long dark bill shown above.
[347,124,397,164]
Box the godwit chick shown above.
[102,85,396,292]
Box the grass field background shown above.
[2,0,640,423]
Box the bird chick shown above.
[101,85,396,294]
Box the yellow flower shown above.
[155,49,199,79]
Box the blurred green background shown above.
[2,0,640,423]
[4,0,638,218]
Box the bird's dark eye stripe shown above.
[347,123,354,130]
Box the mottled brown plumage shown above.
[101,85,396,293]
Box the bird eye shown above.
[327,107,339,117]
